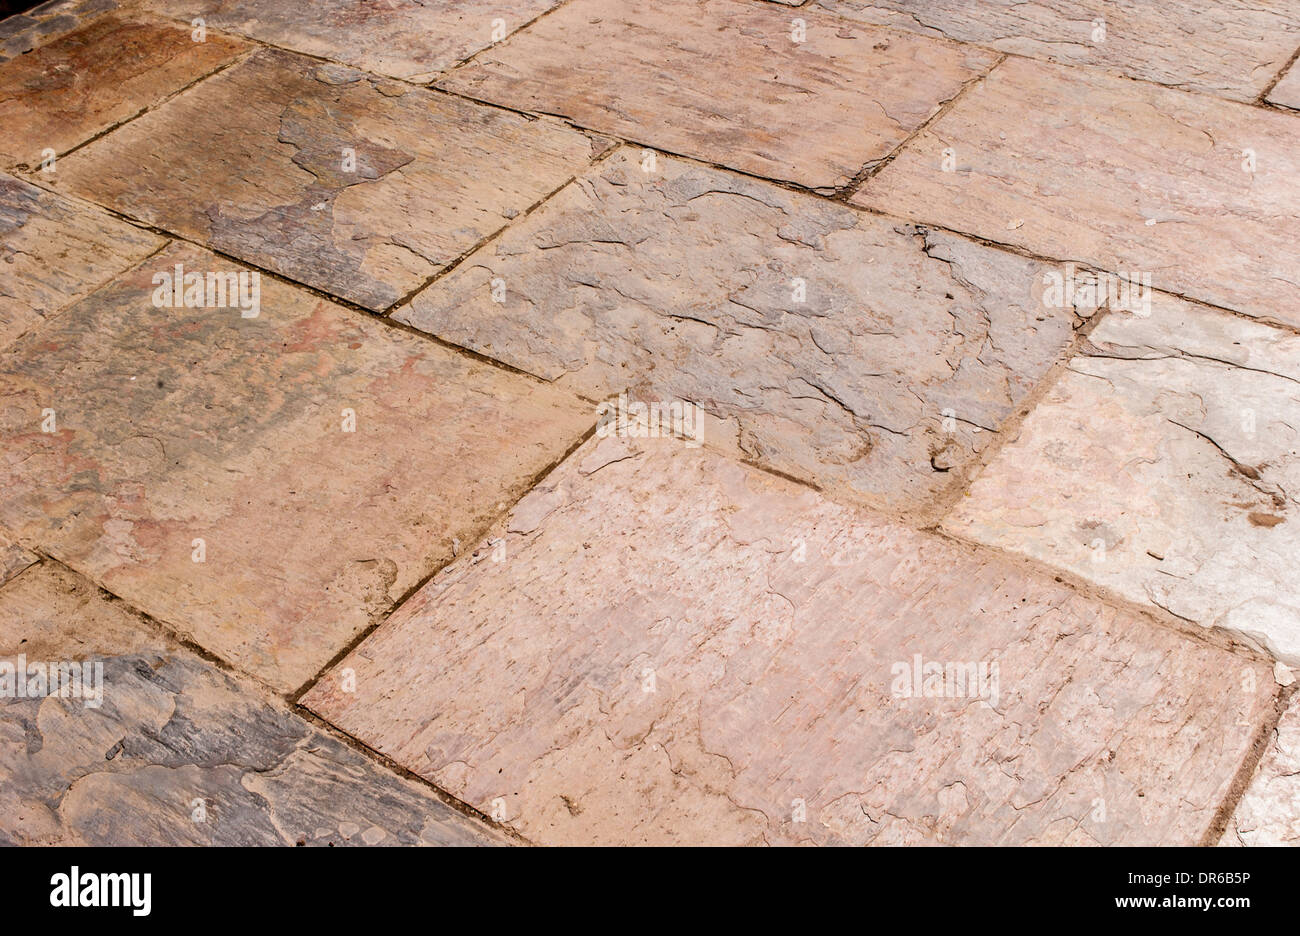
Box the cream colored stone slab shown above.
[437,0,997,190]
[856,56,1300,328]
[398,148,1095,515]
[819,0,1300,103]
[137,0,562,81]
[1221,685,1300,846]
[946,295,1300,663]
[52,47,604,310]
[305,433,1273,846]
[1266,60,1300,111]
[0,172,163,350]
[0,242,591,692]
[0,12,248,169]
[0,563,508,846]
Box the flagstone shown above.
[398,147,1095,515]
[304,433,1273,846]
[944,296,1300,663]
[1266,60,1300,111]
[137,0,562,82]
[436,0,998,190]
[855,56,1300,328]
[0,562,507,846]
[0,13,248,169]
[0,242,591,692]
[52,47,605,310]
[0,173,163,351]
[0,535,35,587]
[0,0,120,63]
[818,0,1300,103]
[1220,687,1300,846]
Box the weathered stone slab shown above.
[0,563,508,845]
[0,242,591,692]
[856,56,1300,328]
[0,13,247,169]
[0,0,119,63]
[1220,684,1300,846]
[53,47,604,310]
[819,0,1300,103]
[437,0,997,190]
[1266,60,1300,111]
[0,172,162,350]
[304,433,1273,846]
[0,534,35,588]
[398,148,1094,514]
[945,296,1300,663]
[138,0,561,82]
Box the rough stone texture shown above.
[437,0,998,190]
[0,242,591,692]
[1266,60,1300,111]
[856,56,1300,329]
[0,534,35,587]
[818,0,1300,103]
[399,148,1095,514]
[0,563,508,846]
[945,296,1300,664]
[304,433,1274,846]
[0,172,162,350]
[136,0,562,82]
[53,47,605,310]
[0,0,118,63]
[0,14,247,169]
[1220,690,1300,846]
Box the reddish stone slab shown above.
[305,434,1273,845]
[53,47,605,310]
[0,242,591,691]
[856,56,1300,328]
[0,13,248,169]
[438,0,997,190]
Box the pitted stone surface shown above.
[305,434,1273,846]
[856,56,1300,328]
[138,0,562,81]
[818,0,1300,103]
[0,173,163,350]
[0,242,591,692]
[52,47,604,310]
[437,0,998,190]
[945,296,1300,663]
[0,563,508,846]
[0,13,247,169]
[399,148,1094,514]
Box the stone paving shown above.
[0,0,1298,847]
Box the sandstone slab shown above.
[399,148,1094,514]
[138,0,561,81]
[945,296,1300,663]
[1266,60,1300,111]
[0,562,507,846]
[437,0,997,190]
[304,433,1273,846]
[1220,687,1300,846]
[0,172,162,350]
[819,0,1300,103]
[53,47,604,310]
[0,0,119,63]
[0,242,591,692]
[856,56,1300,328]
[0,13,247,169]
